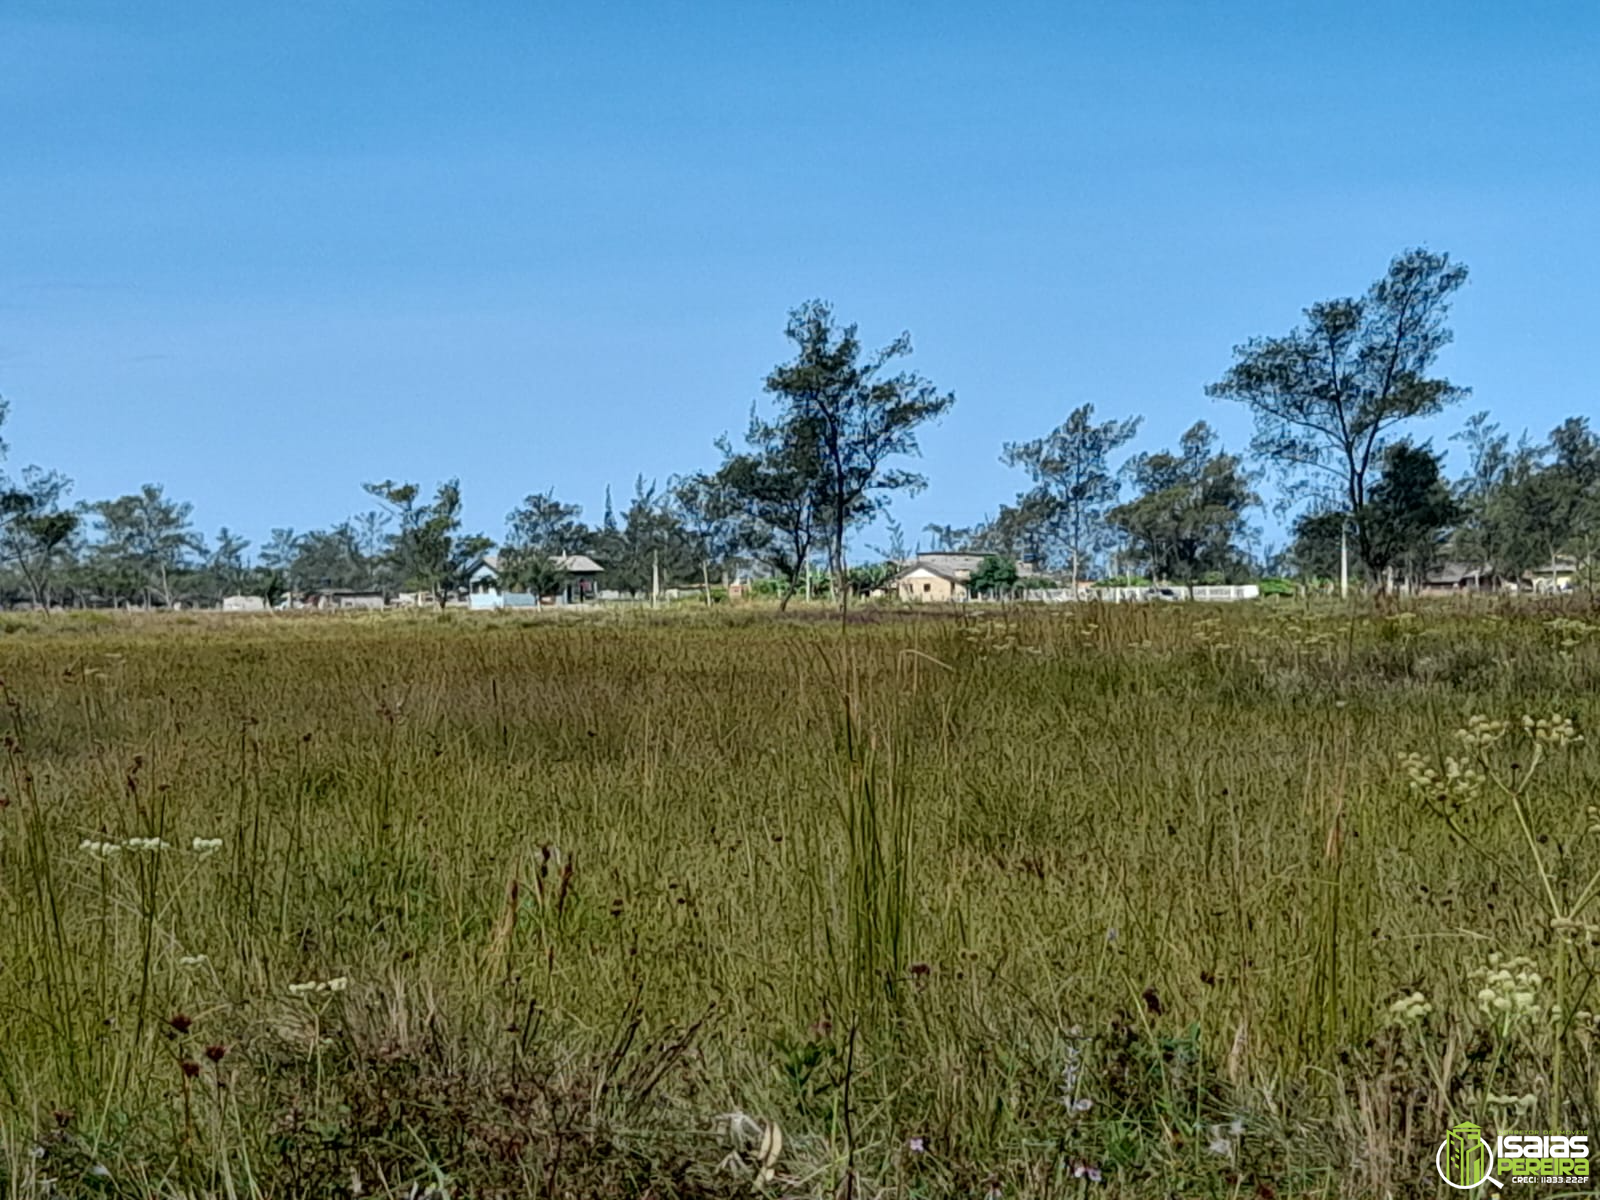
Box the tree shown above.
[1108,422,1258,588]
[203,527,253,601]
[505,490,590,556]
[968,554,1019,598]
[89,484,203,607]
[363,479,491,606]
[672,471,744,591]
[1286,509,1348,583]
[293,525,370,592]
[763,301,955,605]
[1361,441,1460,590]
[922,522,976,552]
[977,490,1058,567]
[1484,418,1600,588]
[1208,249,1469,579]
[594,478,698,597]
[1450,411,1514,573]
[711,414,823,610]
[496,546,569,598]
[500,489,591,599]
[1002,404,1141,586]
[0,468,79,608]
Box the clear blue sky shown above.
[3,2,1596,558]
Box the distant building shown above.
[220,594,268,612]
[304,589,386,610]
[885,552,1037,602]
[464,553,604,608]
[1523,558,1582,593]
[1420,563,1500,594]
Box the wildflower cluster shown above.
[1387,990,1433,1024]
[80,835,223,858]
[1471,955,1547,1024]
[1455,714,1509,749]
[287,976,349,996]
[1486,1091,1539,1116]
[1544,617,1594,650]
[1523,713,1582,748]
[1397,751,1484,809]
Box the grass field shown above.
[0,599,1597,1198]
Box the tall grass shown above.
[0,598,1595,1197]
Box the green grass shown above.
[0,598,1598,1198]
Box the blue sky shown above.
[3,2,1596,558]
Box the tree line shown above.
[0,249,1594,610]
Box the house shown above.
[1522,558,1582,593]
[886,553,1038,603]
[1421,563,1501,594]
[220,594,268,612]
[304,589,386,610]
[892,560,968,602]
[465,553,604,608]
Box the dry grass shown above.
[0,597,1597,1198]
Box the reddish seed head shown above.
[180,1059,201,1078]
[168,1012,193,1034]
[204,1044,227,1063]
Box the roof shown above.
[890,552,1037,581]
[468,552,603,575]
[901,552,985,576]
[1425,562,1494,585]
[554,554,603,574]
[888,562,965,584]
[1525,558,1582,575]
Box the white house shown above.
[465,553,604,609]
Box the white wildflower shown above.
[289,976,349,996]
[190,837,223,856]
[1523,713,1583,748]
[123,837,171,853]
[1387,991,1433,1023]
[178,954,209,967]
[79,839,122,861]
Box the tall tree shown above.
[0,468,79,609]
[710,414,823,610]
[1449,411,1513,572]
[203,527,253,602]
[1001,404,1142,586]
[1108,422,1258,588]
[763,301,955,604]
[593,478,697,597]
[505,489,590,557]
[1361,441,1460,590]
[1286,509,1348,583]
[89,484,203,607]
[672,471,743,591]
[363,479,491,607]
[1207,249,1469,579]
[500,489,591,599]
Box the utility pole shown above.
[1340,524,1349,599]
[651,549,660,609]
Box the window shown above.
[923,583,931,593]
